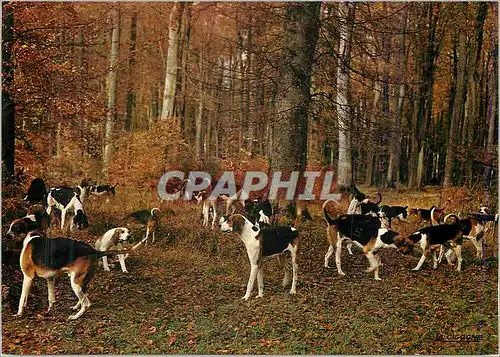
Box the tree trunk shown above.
[337,3,355,189]
[179,4,191,138]
[149,86,159,129]
[124,10,138,131]
[483,12,497,189]
[387,7,407,187]
[161,2,185,121]
[270,3,321,178]
[465,3,488,186]
[102,6,120,176]
[246,16,254,155]
[195,52,203,160]
[2,2,15,177]
[444,18,467,187]
[408,3,440,188]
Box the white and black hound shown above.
[89,183,117,198]
[219,214,299,300]
[476,206,498,231]
[95,227,132,273]
[475,206,498,241]
[54,178,91,204]
[6,207,49,237]
[409,199,451,226]
[122,208,160,244]
[347,189,382,216]
[407,214,465,272]
[245,198,273,226]
[438,211,488,262]
[15,231,141,320]
[323,206,407,280]
[46,188,89,231]
[379,205,409,228]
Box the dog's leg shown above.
[346,242,353,255]
[210,204,217,229]
[282,257,291,288]
[412,250,429,271]
[68,273,90,320]
[324,244,334,268]
[444,248,455,264]
[16,275,33,316]
[145,227,150,245]
[243,264,258,301]
[60,208,67,231]
[118,254,129,273]
[256,264,264,298]
[437,245,445,264]
[365,251,381,280]
[364,251,377,273]
[47,278,56,312]
[453,245,463,272]
[432,249,439,269]
[375,253,382,279]
[102,256,111,271]
[469,236,483,259]
[70,299,82,311]
[202,203,209,227]
[289,247,298,294]
[335,235,346,276]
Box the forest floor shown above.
[1,187,498,355]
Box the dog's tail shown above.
[151,207,160,216]
[94,237,148,258]
[322,201,338,225]
[443,213,460,225]
[113,182,119,188]
[430,207,439,226]
[322,199,341,224]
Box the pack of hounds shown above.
[5,177,498,320]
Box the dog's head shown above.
[479,206,490,215]
[219,214,255,234]
[392,232,421,255]
[112,227,131,244]
[74,210,89,230]
[193,190,206,204]
[408,208,419,216]
[399,206,409,219]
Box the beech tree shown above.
[336,3,355,189]
[270,3,321,175]
[103,6,120,176]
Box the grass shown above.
[1,186,498,354]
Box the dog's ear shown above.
[231,215,245,233]
[111,229,122,245]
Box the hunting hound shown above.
[220,214,299,300]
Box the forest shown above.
[2,2,497,189]
[1,2,498,355]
